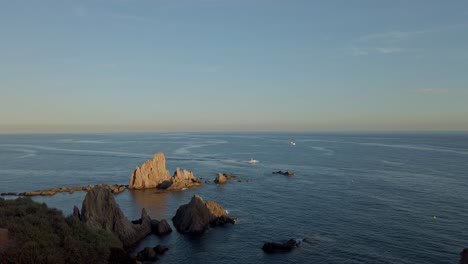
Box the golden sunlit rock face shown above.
[129,152,172,189]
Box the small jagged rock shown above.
[167,168,202,190]
[151,219,172,236]
[214,173,237,184]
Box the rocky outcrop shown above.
[461,248,468,264]
[272,171,295,176]
[151,219,172,236]
[262,239,300,253]
[136,244,168,262]
[78,187,151,247]
[18,183,127,196]
[129,153,172,189]
[214,173,237,184]
[172,195,234,235]
[166,168,202,190]
[129,152,202,191]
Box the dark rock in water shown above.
[136,244,168,262]
[262,239,299,253]
[272,171,295,176]
[153,244,169,255]
[0,192,17,196]
[108,247,138,264]
[136,247,158,262]
[80,187,151,247]
[172,195,235,235]
[460,248,468,264]
[151,219,172,236]
[73,205,81,220]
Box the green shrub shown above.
[0,197,122,264]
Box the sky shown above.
[1,0,468,133]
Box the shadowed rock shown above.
[151,219,172,236]
[136,244,168,262]
[272,171,295,176]
[172,195,234,235]
[461,248,468,264]
[79,187,151,247]
[262,239,299,253]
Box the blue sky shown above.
[1,0,467,132]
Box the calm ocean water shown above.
[0,132,467,263]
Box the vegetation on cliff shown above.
[0,197,121,264]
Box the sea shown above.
[0,132,467,264]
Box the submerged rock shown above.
[272,171,295,176]
[79,187,151,247]
[136,244,168,262]
[172,195,234,235]
[262,239,299,253]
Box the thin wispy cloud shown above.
[350,23,468,56]
[416,88,450,96]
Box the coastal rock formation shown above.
[460,248,468,264]
[129,152,202,191]
[262,239,300,253]
[214,173,237,184]
[18,183,127,196]
[136,244,168,262]
[129,153,172,189]
[78,187,152,247]
[151,219,172,236]
[166,168,202,190]
[172,195,234,234]
[272,171,295,176]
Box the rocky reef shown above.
[214,173,237,184]
[129,152,201,191]
[272,171,295,176]
[172,195,235,235]
[262,239,300,253]
[76,186,152,247]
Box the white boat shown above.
[247,158,259,164]
[288,141,296,146]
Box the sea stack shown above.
[78,186,152,247]
[172,195,235,235]
[129,152,172,189]
[129,152,202,191]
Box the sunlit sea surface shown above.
[0,132,467,263]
